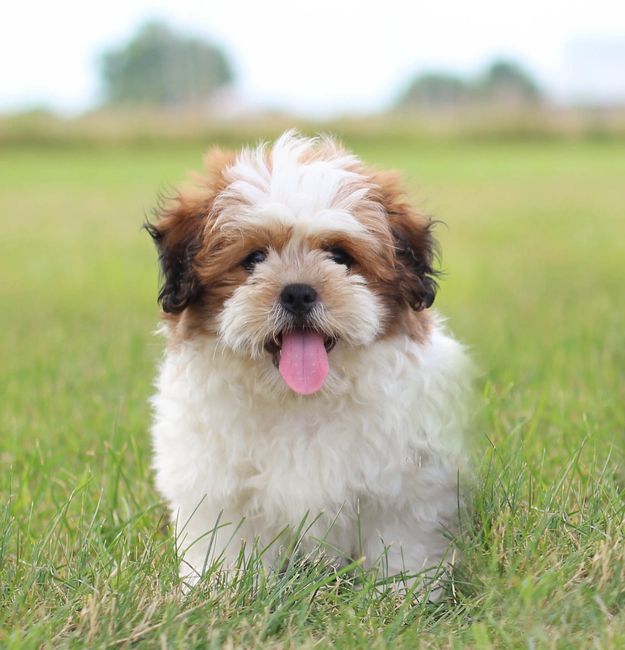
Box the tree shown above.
[398,73,469,110]
[101,21,234,106]
[475,60,542,105]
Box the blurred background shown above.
[2,0,625,138]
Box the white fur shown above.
[213,131,380,241]
[151,318,472,586]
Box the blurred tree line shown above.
[100,20,542,113]
[101,21,233,106]
[398,61,542,110]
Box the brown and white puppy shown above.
[148,131,472,591]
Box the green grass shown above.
[1,137,624,648]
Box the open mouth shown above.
[264,332,336,366]
[264,329,336,395]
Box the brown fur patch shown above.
[146,148,237,337]
[365,168,439,315]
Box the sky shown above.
[2,0,625,117]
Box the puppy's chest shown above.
[187,387,415,502]
[163,344,427,500]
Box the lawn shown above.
[1,136,624,648]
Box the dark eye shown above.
[242,250,267,271]
[328,247,353,267]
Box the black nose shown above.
[280,283,318,315]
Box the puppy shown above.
[147,131,472,591]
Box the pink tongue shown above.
[279,330,329,395]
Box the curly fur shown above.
[148,131,473,590]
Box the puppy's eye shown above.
[242,250,267,271]
[328,247,353,267]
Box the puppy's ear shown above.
[145,195,205,314]
[145,148,234,314]
[372,171,439,311]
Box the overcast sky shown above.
[2,0,625,116]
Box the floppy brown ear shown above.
[145,148,234,314]
[372,171,439,311]
[144,194,206,314]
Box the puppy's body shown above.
[149,132,472,587]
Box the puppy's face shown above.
[148,133,438,395]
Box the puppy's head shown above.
[147,132,438,395]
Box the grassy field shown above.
[1,136,624,648]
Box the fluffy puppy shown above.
[147,131,472,591]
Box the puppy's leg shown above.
[173,502,252,591]
[360,503,457,599]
